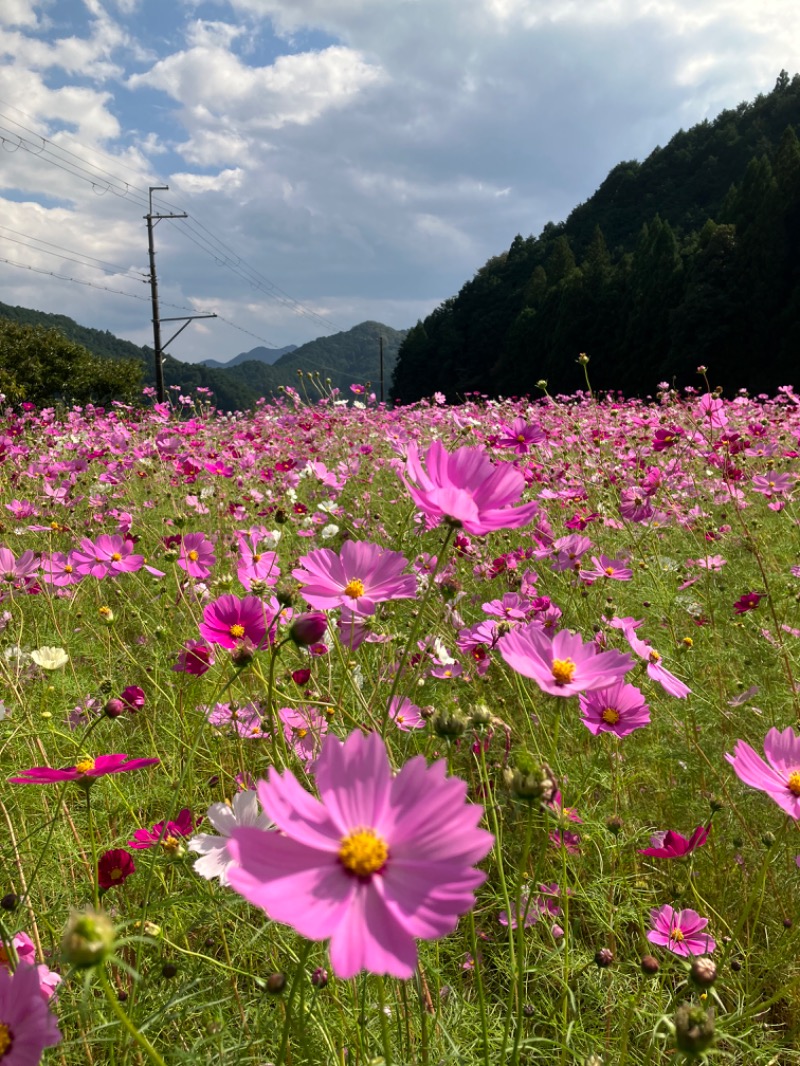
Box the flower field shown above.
[1,379,800,1064]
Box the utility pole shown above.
[379,334,384,403]
[145,186,216,403]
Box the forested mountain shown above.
[0,300,403,409]
[201,344,296,368]
[392,71,800,401]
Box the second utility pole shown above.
[145,186,185,403]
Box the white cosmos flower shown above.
[30,647,69,670]
[320,523,340,540]
[188,791,273,887]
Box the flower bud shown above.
[606,815,623,836]
[640,955,660,975]
[274,583,295,608]
[507,753,557,804]
[674,1002,715,1057]
[61,908,115,968]
[161,962,178,979]
[265,972,286,994]
[0,893,18,912]
[311,966,328,989]
[230,638,256,668]
[761,831,776,848]
[594,948,614,969]
[690,957,717,988]
[430,707,468,738]
[104,698,125,719]
[470,703,492,727]
[98,606,114,625]
[290,612,328,647]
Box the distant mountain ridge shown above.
[201,344,297,368]
[0,300,406,410]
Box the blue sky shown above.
[0,0,798,362]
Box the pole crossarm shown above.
[160,314,218,352]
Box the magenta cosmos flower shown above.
[639,826,709,859]
[292,541,416,616]
[401,439,541,535]
[499,623,633,697]
[199,593,270,650]
[726,726,800,818]
[72,534,144,578]
[579,681,650,736]
[177,532,216,580]
[647,905,715,956]
[0,959,62,1062]
[128,808,197,851]
[227,730,493,979]
[8,753,159,785]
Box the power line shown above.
[0,227,147,280]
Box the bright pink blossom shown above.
[72,534,143,578]
[639,826,709,858]
[579,681,650,736]
[401,439,540,535]
[9,753,159,785]
[128,808,197,850]
[0,931,61,1001]
[0,958,62,1059]
[227,730,493,979]
[495,417,546,454]
[177,532,216,580]
[388,696,427,731]
[647,905,715,956]
[98,848,136,890]
[199,594,270,650]
[293,541,416,616]
[172,639,215,675]
[499,623,633,697]
[726,726,800,818]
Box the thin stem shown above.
[100,967,168,1066]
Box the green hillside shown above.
[392,71,800,401]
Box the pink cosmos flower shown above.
[128,808,197,851]
[401,439,540,535]
[612,619,691,699]
[236,531,280,590]
[172,639,215,675]
[734,592,762,615]
[199,594,270,650]
[647,905,716,956]
[579,681,650,736]
[499,882,564,929]
[0,547,39,590]
[177,532,216,580]
[72,534,144,578]
[495,417,546,454]
[8,753,159,784]
[639,826,709,859]
[40,551,81,587]
[579,555,633,584]
[499,623,633,697]
[752,472,795,498]
[0,931,61,1001]
[0,958,62,1060]
[388,696,427,731]
[279,705,329,765]
[120,686,145,713]
[726,726,800,818]
[293,540,416,616]
[227,730,493,979]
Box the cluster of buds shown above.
[503,752,558,805]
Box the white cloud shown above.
[0,0,40,28]
[171,166,244,193]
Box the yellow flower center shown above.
[295,728,308,739]
[601,708,621,725]
[74,758,96,775]
[161,835,180,854]
[604,566,615,576]
[229,624,246,639]
[0,1022,12,1057]
[188,550,199,562]
[787,771,800,796]
[99,606,112,619]
[343,578,365,599]
[551,658,576,685]
[110,867,123,881]
[64,564,73,573]
[670,927,685,943]
[111,552,122,562]
[648,650,662,664]
[517,434,526,443]
[253,553,262,563]
[338,827,388,877]
[0,946,8,967]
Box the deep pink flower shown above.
[726,726,800,818]
[401,439,540,535]
[172,639,215,675]
[199,594,270,649]
[227,730,493,979]
[639,826,709,859]
[177,532,216,580]
[0,958,62,1060]
[293,541,416,616]
[579,555,633,584]
[98,848,136,890]
[0,932,61,1001]
[734,591,762,615]
[128,808,197,850]
[647,905,715,956]
[499,623,633,697]
[9,753,159,785]
[579,681,650,736]
[495,417,546,454]
[613,620,691,699]
[120,686,145,713]
[290,612,328,647]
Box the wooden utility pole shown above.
[379,334,384,403]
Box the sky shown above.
[0,1,799,364]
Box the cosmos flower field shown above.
[1,379,800,1065]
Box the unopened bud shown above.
[430,708,468,738]
[61,909,115,968]
[640,955,660,975]
[290,612,328,647]
[674,1002,715,1056]
[311,966,328,989]
[594,948,614,969]
[265,972,286,994]
[104,698,125,719]
[507,753,557,804]
[230,638,256,668]
[470,703,492,727]
[690,957,717,988]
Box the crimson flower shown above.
[734,591,762,614]
[199,594,270,650]
[128,808,197,851]
[9,753,159,785]
[639,826,709,858]
[98,849,136,890]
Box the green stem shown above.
[276,940,313,1066]
[100,967,168,1066]
[85,787,99,909]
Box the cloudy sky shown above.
[0,0,798,363]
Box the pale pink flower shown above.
[293,541,416,616]
[726,726,800,818]
[499,623,633,697]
